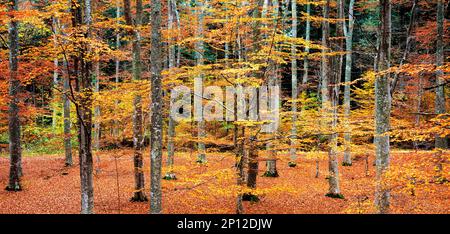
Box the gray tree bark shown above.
[435,0,447,150]
[374,0,392,214]
[52,17,59,132]
[94,60,100,152]
[164,0,178,181]
[433,0,447,182]
[149,0,163,214]
[263,0,279,177]
[289,0,298,164]
[342,0,355,166]
[302,3,310,85]
[322,0,341,198]
[113,0,121,138]
[6,0,22,192]
[195,0,207,163]
[63,58,73,166]
[243,0,264,201]
[74,0,95,214]
[122,0,148,201]
[94,61,100,173]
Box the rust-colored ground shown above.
[0,149,448,214]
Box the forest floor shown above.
[0,149,448,214]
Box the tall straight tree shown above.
[244,0,264,196]
[150,0,163,214]
[93,60,101,175]
[342,0,355,166]
[52,17,59,132]
[63,58,73,166]
[93,61,100,154]
[57,8,73,167]
[374,0,392,214]
[263,0,279,177]
[6,0,22,191]
[124,0,148,201]
[75,0,95,214]
[322,0,341,198]
[302,2,310,85]
[194,0,207,163]
[289,0,298,165]
[165,0,179,180]
[113,0,121,138]
[434,0,447,181]
[435,0,447,150]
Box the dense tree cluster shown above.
[0,0,448,214]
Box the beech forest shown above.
[0,0,449,214]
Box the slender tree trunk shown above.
[166,103,176,179]
[322,0,341,198]
[343,0,355,166]
[63,58,73,166]
[374,0,392,214]
[113,0,121,138]
[195,0,207,163]
[168,0,176,69]
[94,61,100,152]
[414,74,423,150]
[235,123,245,213]
[149,0,163,214]
[164,0,177,180]
[174,3,181,67]
[52,17,59,132]
[246,136,258,189]
[302,3,310,85]
[246,0,263,190]
[242,0,264,202]
[123,0,147,202]
[6,0,22,192]
[75,0,95,214]
[434,0,447,181]
[93,61,101,173]
[435,0,447,150]
[264,0,279,177]
[289,0,298,165]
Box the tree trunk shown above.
[63,58,73,166]
[93,60,101,174]
[149,0,163,214]
[6,0,22,192]
[322,0,341,198]
[434,0,447,182]
[52,17,59,132]
[242,0,264,202]
[195,0,207,163]
[76,0,95,214]
[122,0,147,202]
[235,125,245,213]
[164,0,177,181]
[264,0,279,177]
[302,3,310,85]
[246,136,258,189]
[374,0,392,214]
[289,0,298,164]
[435,0,447,150]
[93,59,100,153]
[113,0,121,139]
[343,0,355,166]
[414,73,423,150]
